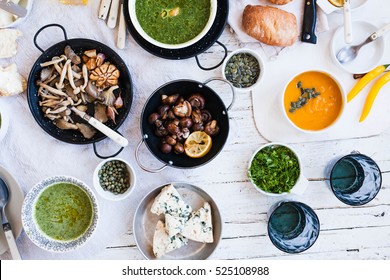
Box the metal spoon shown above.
[0,177,21,260]
[337,22,390,64]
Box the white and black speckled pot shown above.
[21,176,99,253]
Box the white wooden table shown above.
[0,0,389,260]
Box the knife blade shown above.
[301,0,317,44]
[0,0,27,18]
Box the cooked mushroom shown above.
[76,123,96,139]
[148,113,160,125]
[76,105,88,113]
[67,63,80,94]
[38,82,68,97]
[85,81,99,100]
[166,122,180,135]
[65,84,79,101]
[173,142,185,154]
[40,67,54,82]
[155,126,168,137]
[54,119,78,130]
[179,117,193,128]
[161,94,179,105]
[94,103,108,123]
[158,105,170,120]
[55,59,71,89]
[161,142,173,154]
[165,135,177,146]
[80,64,88,92]
[200,109,212,123]
[180,127,190,139]
[173,101,192,117]
[40,56,65,67]
[204,120,220,136]
[107,106,118,124]
[191,109,202,124]
[188,93,205,109]
[101,85,118,106]
[64,46,81,65]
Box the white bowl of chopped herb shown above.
[222,48,265,92]
[248,143,308,196]
[93,158,136,201]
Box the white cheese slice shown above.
[152,220,188,258]
[165,213,187,238]
[151,184,192,218]
[181,202,213,243]
[0,64,26,97]
[0,29,22,58]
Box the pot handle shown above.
[195,41,228,71]
[203,77,236,111]
[135,135,170,173]
[93,131,125,159]
[34,24,68,53]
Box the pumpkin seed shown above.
[225,52,261,88]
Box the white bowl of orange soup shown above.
[282,70,345,133]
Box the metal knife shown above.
[0,0,28,18]
[301,0,317,44]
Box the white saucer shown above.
[0,166,24,255]
[330,21,385,74]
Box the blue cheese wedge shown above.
[165,213,187,238]
[151,184,192,218]
[181,202,213,243]
[153,220,188,258]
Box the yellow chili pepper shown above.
[360,71,390,122]
[347,64,389,102]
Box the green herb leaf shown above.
[249,145,300,194]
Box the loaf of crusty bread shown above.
[242,5,298,47]
[268,0,294,5]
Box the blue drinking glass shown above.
[330,154,382,206]
[267,201,320,254]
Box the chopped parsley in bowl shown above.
[248,144,300,195]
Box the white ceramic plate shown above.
[133,182,222,260]
[21,176,99,252]
[0,166,24,255]
[331,21,385,74]
[0,0,33,28]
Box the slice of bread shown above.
[0,64,26,96]
[0,29,22,58]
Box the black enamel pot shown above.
[27,24,133,159]
[135,78,235,172]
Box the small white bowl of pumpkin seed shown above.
[222,48,265,92]
[93,158,136,201]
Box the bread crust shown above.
[268,0,293,5]
[242,5,298,47]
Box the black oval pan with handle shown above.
[27,24,133,158]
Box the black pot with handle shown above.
[27,24,133,159]
[136,78,235,172]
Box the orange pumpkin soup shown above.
[284,71,343,131]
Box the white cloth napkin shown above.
[228,0,329,59]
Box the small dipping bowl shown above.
[93,158,136,201]
[248,143,308,197]
[222,48,265,92]
[282,70,345,133]
[0,102,10,142]
[0,0,33,28]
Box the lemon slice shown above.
[328,0,343,7]
[184,131,212,158]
